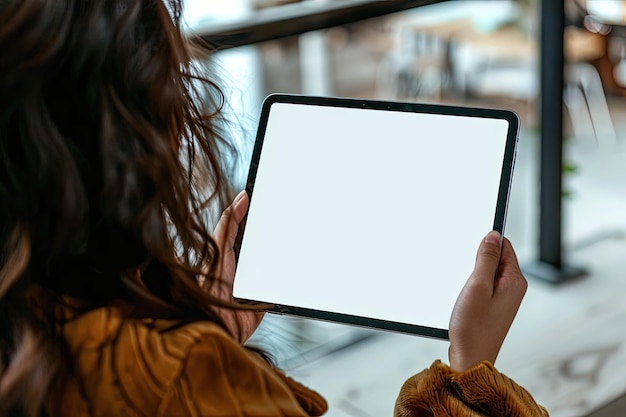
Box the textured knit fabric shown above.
[45,302,546,417]
[45,303,328,417]
[394,360,549,417]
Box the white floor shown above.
[250,98,626,417]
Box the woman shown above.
[0,0,547,416]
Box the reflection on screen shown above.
[234,102,512,332]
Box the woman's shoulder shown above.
[60,301,237,366]
[56,304,327,416]
[57,304,237,413]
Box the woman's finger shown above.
[214,190,249,245]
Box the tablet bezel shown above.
[234,94,520,340]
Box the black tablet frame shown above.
[234,94,520,340]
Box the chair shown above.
[458,24,616,146]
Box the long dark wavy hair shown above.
[0,0,245,415]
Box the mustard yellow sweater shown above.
[46,303,548,417]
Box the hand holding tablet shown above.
[448,231,527,371]
[232,94,520,340]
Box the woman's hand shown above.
[207,190,265,344]
[448,231,527,372]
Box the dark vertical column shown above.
[539,0,565,267]
[524,0,585,283]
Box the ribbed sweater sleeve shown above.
[394,360,548,417]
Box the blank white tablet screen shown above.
[234,101,512,332]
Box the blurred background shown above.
[184,1,626,416]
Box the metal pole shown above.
[524,0,585,283]
[539,0,564,267]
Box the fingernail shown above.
[484,230,501,244]
[234,190,247,204]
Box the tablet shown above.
[233,94,519,340]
